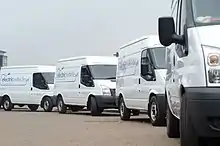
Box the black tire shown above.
[132,110,140,116]
[42,97,53,112]
[90,96,101,116]
[57,96,67,114]
[166,104,180,138]
[149,96,166,126]
[119,98,130,120]
[2,96,13,111]
[28,104,39,111]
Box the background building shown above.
[0,50,7,68]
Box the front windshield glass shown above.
[192,0,220,26]
[41,72,55,84]
[88,65,116,80]
[151,47,166,69]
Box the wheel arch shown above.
[87,94,95,110]
[40,95,51,107]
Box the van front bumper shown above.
[185,87,220,138]
[95,95,117,109]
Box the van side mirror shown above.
[158,17,184,46]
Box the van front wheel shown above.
[42,97,53,112]
[166,105,180,138]
[90,97,102,116]
[119,98,130,120]
[149,96,166,126]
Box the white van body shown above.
[0,65,56,112]
[54,56,117,116]
[116,35,167,126]
[158,0,220,145]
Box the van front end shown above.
[188,37,220,138]
[94,85,117,109]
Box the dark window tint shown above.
[33,73,49,90]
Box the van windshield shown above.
[88,65,116,80]
[192,0,220,26]
[41,72,55,84]
[151,47,166,69]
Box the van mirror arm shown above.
[172,34,185,45]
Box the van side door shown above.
[30,73,49,104]
[138,48,156,109]
[78,65,94,105]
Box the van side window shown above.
[141,49,155,81]
[33,73,49,90]
[80,66,94,87]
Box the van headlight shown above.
[100,85,111,96]
[208,69,220,83]
[207,53,220,66]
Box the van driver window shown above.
[141,49,154,79]
[80,66,91,85]
[33,73,48,90]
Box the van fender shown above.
[148,89,166,113]
[86,92,96,109]
[40,92,56,106]
[55,92,66,104]
[117,92,128,108]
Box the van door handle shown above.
[78,84,80,88]
[138,78,140,84]
[31,87,33,91]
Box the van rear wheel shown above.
[28,104,39,111]
[57,96,67,114]
[90,96,102,116]
[2,97,13,111]
[119,98,130,120]
[42,97,53,112]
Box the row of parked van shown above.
[1,0,220,144]
[0,34,167,126]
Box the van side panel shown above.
[0,70,32,104]
[54,59,83,105]
[117,50,141,109]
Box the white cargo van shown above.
[116,35,167,126]
[158,0,220,145]
[54,56,118,116]
[0,65,56,112]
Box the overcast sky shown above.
[0,0,171,65]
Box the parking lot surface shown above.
[0,108,179,146]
